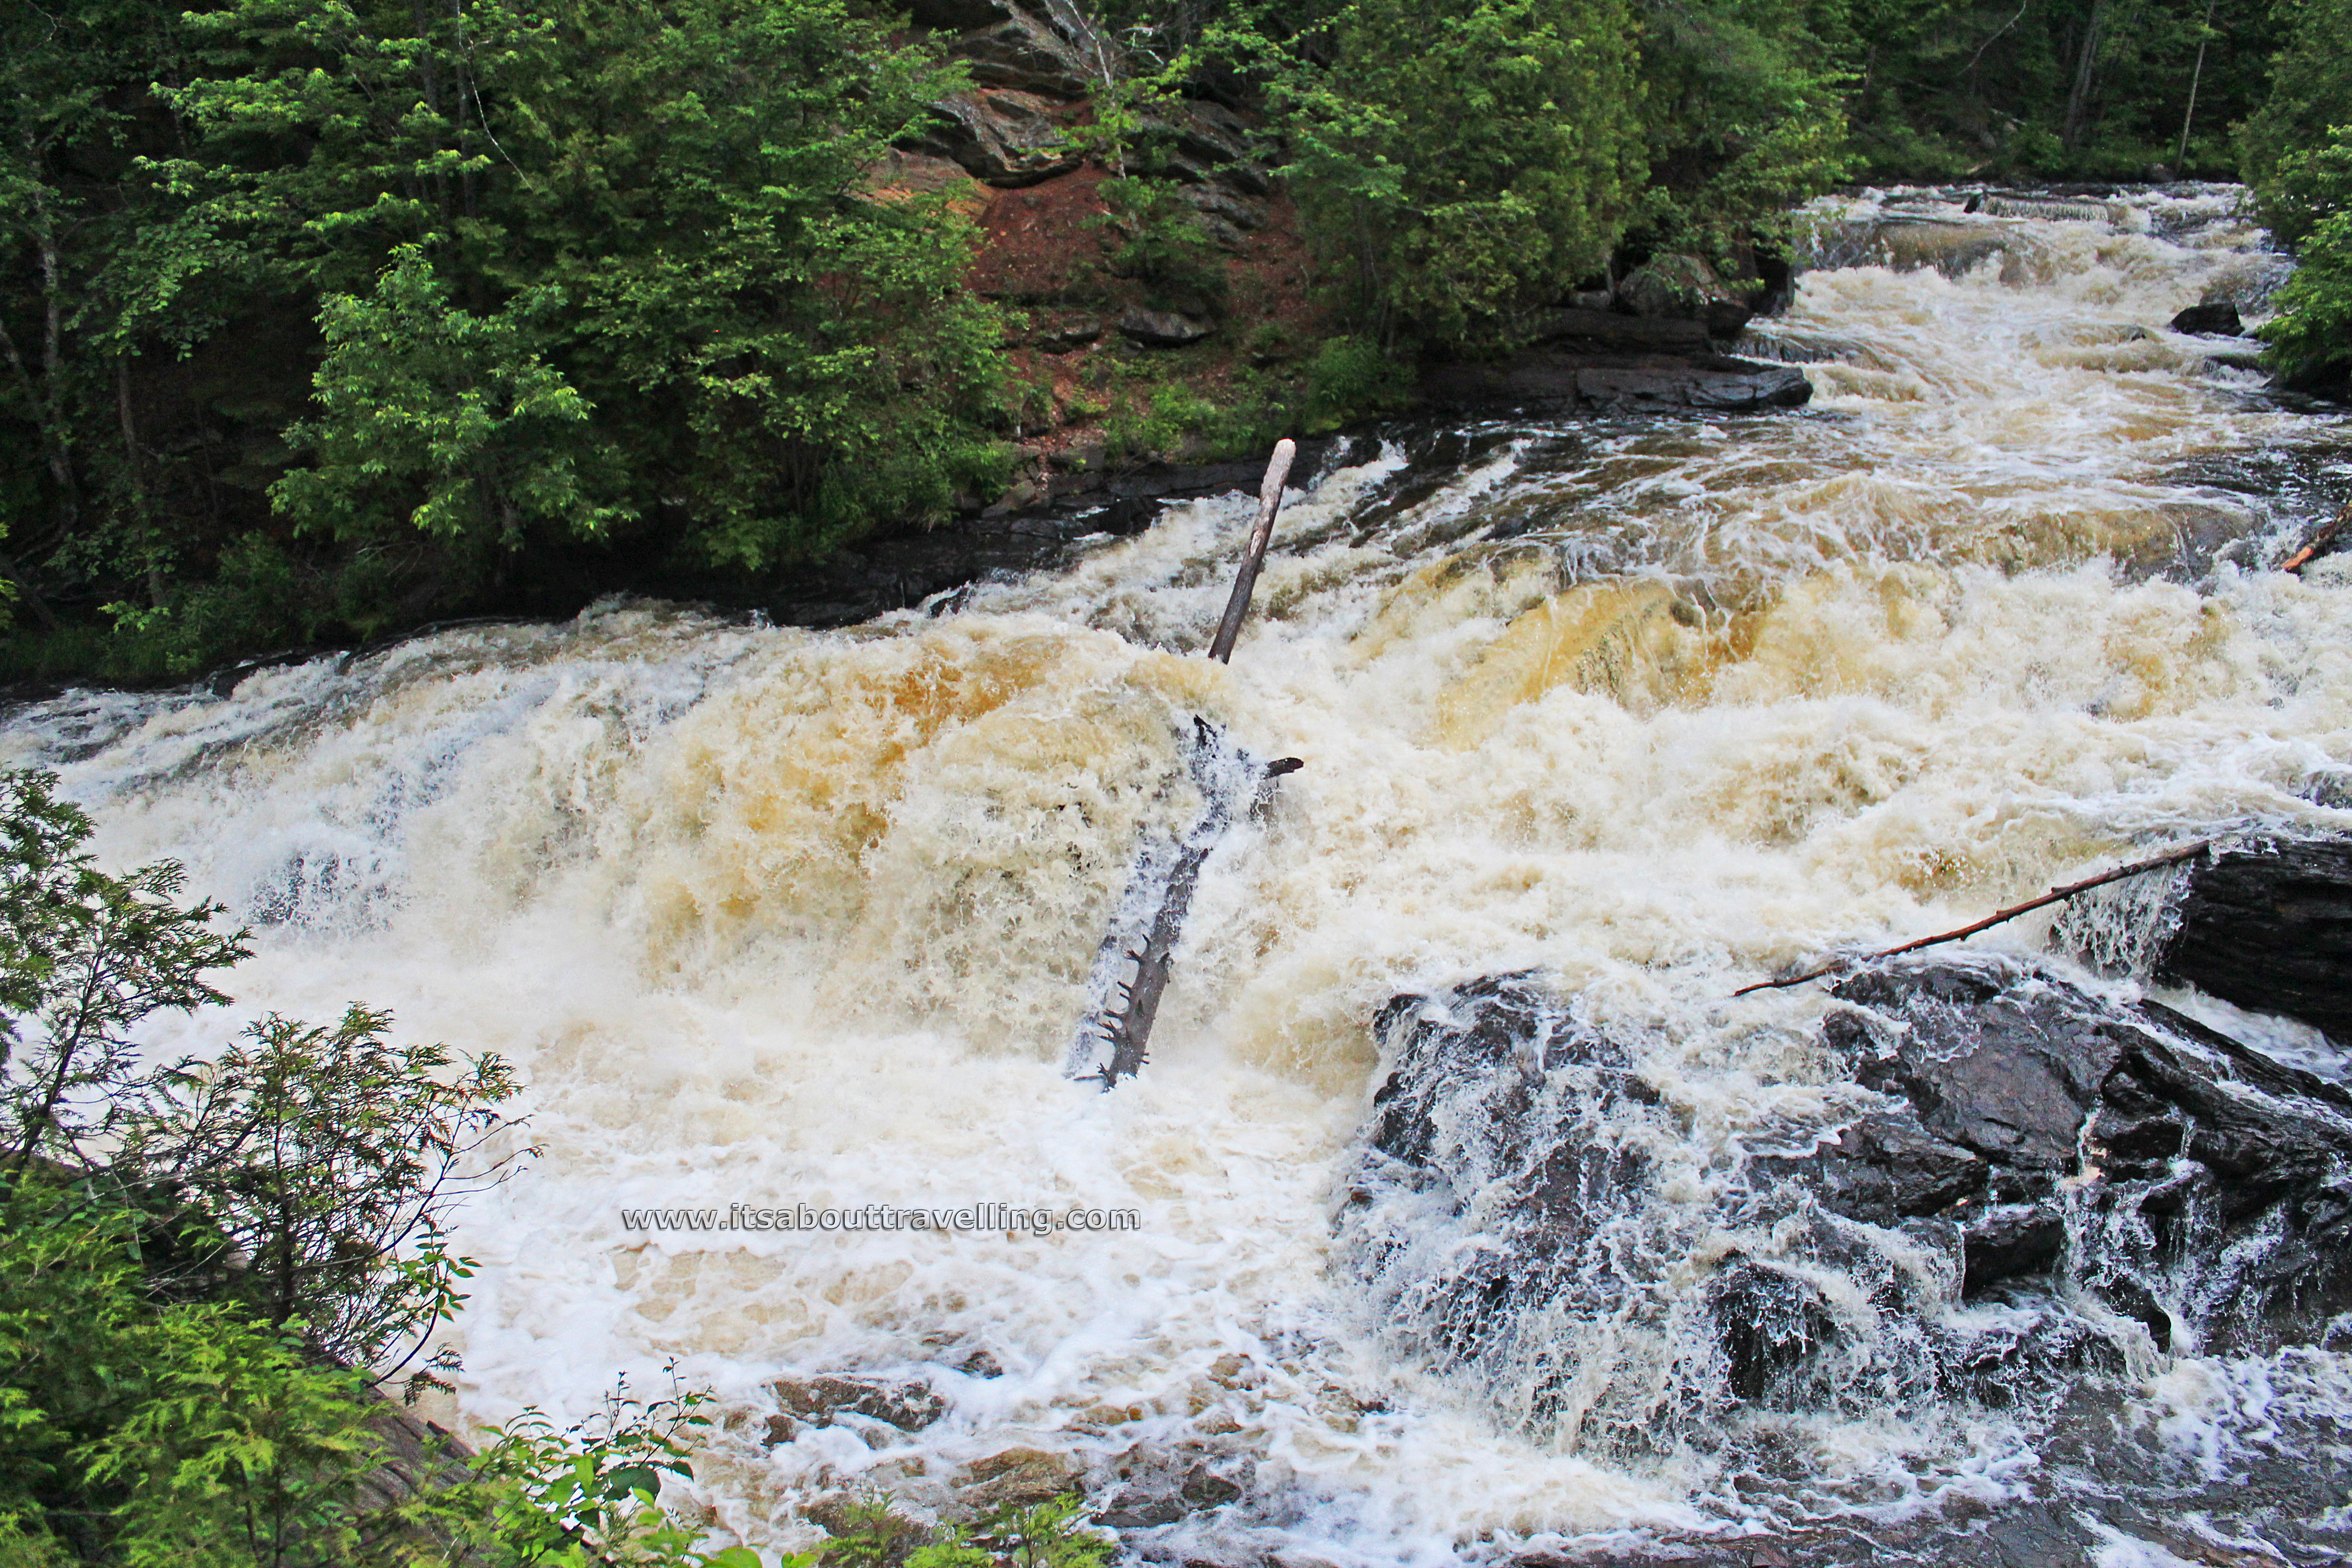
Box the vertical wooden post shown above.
[1207,439,1298,664]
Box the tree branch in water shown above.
[2281,499,2351,574]
[1732,838,2215,996]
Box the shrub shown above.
[2256,127,2352,394]
[0,772,768,1566]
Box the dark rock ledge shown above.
[1331,836,2352,1567]
[1419,308,1813,414]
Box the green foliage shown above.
[1104,381,1223,461]
[2256,128,2352,392]
[813,1496,925,1566]
[122,1004,523,1384]
[3,0,1014,676]
[78,1308,387,1568]
[1833,0,2286,181]
[0,774,249,1173]
[2241,0,2352,241]
[410,1379,783,1568]
[984,1497,1113,1568]
[1301,334,1411,432]
[0,1175,382,1567]
[1633,0,1856,252]
[1213,0,1646,351]
[823,1495,1108,1568]
[273,248,621,558]
[1098,179,1230,311]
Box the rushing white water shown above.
[5,184,2351,1562]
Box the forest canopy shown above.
[2,0,2347,683]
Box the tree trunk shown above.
[2063,0,2108,152]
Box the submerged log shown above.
[1063,721,1298,1087]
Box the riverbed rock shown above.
[2153,836,2352,1045]
[1345,956,2352,1447]
[952,1446,1083,1513]
[2169,300,2244,336]
[769,1373,946,1431]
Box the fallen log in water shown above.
[1065,442,1301,1088]
[1733,839,2215,996]
[2281,498,2350,574]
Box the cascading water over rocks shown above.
[4,183,2350,1563]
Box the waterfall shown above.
[5,183,2350,1563]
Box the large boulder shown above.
[2153,836,2352,1045]
[1342,958,2352,1447]
[1825,956,2352,1339]
[2169,301,2244,336]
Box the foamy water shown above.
[5,184,2349,1562]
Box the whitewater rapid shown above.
[5,184,2349,1562]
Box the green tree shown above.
[0,773,249,1174]
[1219,0,1646,350]
[4,0,1013,678]
[2240,0,2352,241]
[121,1004,523,1382]
[1634,0,1854,253]
[2254,127,2352,392]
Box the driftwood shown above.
[1068,442,1303,1088]
[1208,439,1297,663]
[2281,500,2351,575]
[1732,839,2214,996]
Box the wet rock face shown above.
[1347,956,2352,1444]
[767,1373,947,1434]
[2168,300,2244,336]
[1344,974,1682,1435]
[1828,958,2352,1343]
[2157,837,2352,1046]
[1419,351,1811,413]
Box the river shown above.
[5,183,2349,1563]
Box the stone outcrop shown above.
[2154,836,2352,1044]
[1616,254,1756,339]
[911,89,1083,186]
[897,0,1270,218]
[1116,306,1214,347]
[1342,956,2352,1451]
[1419,350,1812,412]
[1417,299,1810,412]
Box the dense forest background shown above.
[3,0,2349,684]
